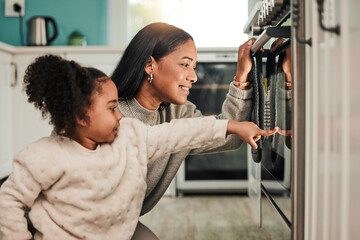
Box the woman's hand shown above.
[234,38,256,84]
[226,121,278,149]
[271,38,292,82]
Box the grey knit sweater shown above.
[118,83,253,215]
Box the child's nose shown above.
[116,108,123,120]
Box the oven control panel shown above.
[244,0,291,36]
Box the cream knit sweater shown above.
[0,117,227,240]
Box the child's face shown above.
[84,79,122,145]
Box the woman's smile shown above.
[179,84,191,95]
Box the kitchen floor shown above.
[140,195,291,240]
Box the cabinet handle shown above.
[10,62,18,87]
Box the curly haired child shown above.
[0,55,276,240]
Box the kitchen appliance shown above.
[245,0,293,235]
[176,50,249,194]
[175,49,290,195]
[26,16,58,46]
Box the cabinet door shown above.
[65,53,123,77]
[11,53,65,156]
[0,51,13,179]
[10,52,121,158]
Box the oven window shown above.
[184,62,248,181]
[261,53,292,192]
[185,144,248,180]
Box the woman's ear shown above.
[144,56,156,75]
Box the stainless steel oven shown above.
[175,49,291,195]
[176,48,258,194]
[245,0,294,236]
[176,50,249,194]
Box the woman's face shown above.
[151,39,198,105]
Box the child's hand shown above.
[227,121,278,149]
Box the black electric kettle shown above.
[27,16,58,46]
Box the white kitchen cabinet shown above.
[0,50,14,179]
[11,53,65,157]
[65,52,122,76]
[6,49,123,167]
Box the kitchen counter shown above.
[0,42,238,55]
[0,42,125,55]
[0,42,16,54]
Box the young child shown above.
[0,55,276,240]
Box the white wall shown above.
[107,0,129,48]
[304,0,360,239]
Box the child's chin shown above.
[111,134,118,141]
[105,136,117,144]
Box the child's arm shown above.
[145,116,276,162]
[226,121,278,149]
[146,116,228,162]
[0,157,43,239]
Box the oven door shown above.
[176,56,249,194]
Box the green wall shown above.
[0,0,108,46]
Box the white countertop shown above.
[0,42,238,54]
[0,42,16,54]
[0,42,126,54]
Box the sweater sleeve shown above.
[178,83,253,154]
[0,158,41,239]
[0,138,64,239]
[145,116,228,162]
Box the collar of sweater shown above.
[118,98,160,125]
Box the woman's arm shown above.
[217,39,255,123]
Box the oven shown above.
[175,49,291,196]
[176,50,249,194]
[245,0,294,236]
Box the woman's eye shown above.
[182,63,189,68]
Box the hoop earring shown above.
[147,73,153,83]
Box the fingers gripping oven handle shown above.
[251,26,291,56]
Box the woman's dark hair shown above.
[111,22,193,102]
[24,54,108,136]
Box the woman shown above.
[111,22,255,239]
